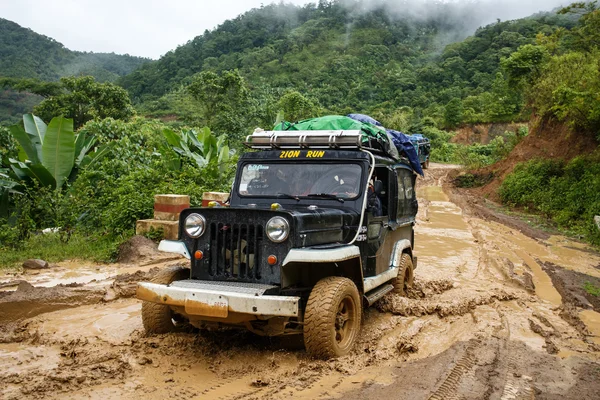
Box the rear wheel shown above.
[141,265,190,334]
[391,253,414,296]
[303,277,362,359]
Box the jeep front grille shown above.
[208,223,263,280]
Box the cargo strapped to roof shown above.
[245,129,366,150]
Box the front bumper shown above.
[136,280,300,319]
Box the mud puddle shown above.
[1,163,599,399]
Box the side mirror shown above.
[373,180,383,195]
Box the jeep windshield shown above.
[238,162,363,200]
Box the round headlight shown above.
[185,213,206,238]
[266,216,290,243]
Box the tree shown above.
[559,1,600,51]
[444,98,463,128]
[186,70,250,136]
[502,44,549,88]
[277,91,319,122]
[33,76,135,129]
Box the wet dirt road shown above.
[1,163,600,399]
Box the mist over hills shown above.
[0,18,150,82]
[0,0,578,128]
[116,0,575,130]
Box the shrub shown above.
[499,156,600,246]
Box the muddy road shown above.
[1,163,600,399]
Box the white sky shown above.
[1,0,567,60]
[1,0,313,59]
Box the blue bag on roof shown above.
[387,129,424,176]
[347,113,383,127]
[346,114,424,176]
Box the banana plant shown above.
[7,114,110,190]
[162,127,235,173]
[0,168,24,218]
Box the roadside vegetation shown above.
[499,156,600,246]
[2,1,600,263]
[0,109,236,268]
[495,2,600,246]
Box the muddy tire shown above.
[391,253,414,296]
[424,159,430,169]
[303,277,362,359]
[141,265,190,334]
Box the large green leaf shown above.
[163,128,181,148]
[191,153,208,168]
[186,129,202,150]
[80,142,115,169]
[197,127,211,155]
[8,159,29,181]
[218,145,230,164]
[9,159,56,188]
[9,124,41,164]
[0,169,24,196]
[204,135,218,162]
[41,116,75,189]
[157,144,181,171]
[28,164,57,188]
[22,114,46,161]
[74,133,97,167]
[0,188,9,218]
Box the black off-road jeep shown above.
[137,129,418,358]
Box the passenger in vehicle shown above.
[367,174,382,216]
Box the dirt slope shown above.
[469,119,598,202]
[1,164,599,399]
[452,122,527,145]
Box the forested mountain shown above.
[0,18,149,82]
[119,1,577,130]
[0,18,150,124]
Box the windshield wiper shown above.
[276,193,300,201]
[306,193,345,203]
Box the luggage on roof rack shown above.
[272,115,393,155]
[245,129,389,153]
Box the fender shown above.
[281,246,363,293]
[282,245,360,265]
[389,239,412,268]
[363,239,412,293]
[158,240,191,259]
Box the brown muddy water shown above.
[1,163,599,399]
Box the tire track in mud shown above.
[427,339,479,400]
[496,309,535,400]
[3,164,600,400]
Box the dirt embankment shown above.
[0,166,599,400]
[452,122,528,145]
[464,118,599,202]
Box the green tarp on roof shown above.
[274,115,388,143]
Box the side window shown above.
[397,174,405,201]
[397,173,405,220]
[403,176,414,200]
[397,168,417,221]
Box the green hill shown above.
[0,18,149,82]
[119,1,576,129]
[0,18,150,124]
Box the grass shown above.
[0,233,124,270]
[584,281,600,297]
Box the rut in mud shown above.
[1,163,600,400]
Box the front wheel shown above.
[141,265,190,334]
[391,253,414,296]
[303,277,362,359]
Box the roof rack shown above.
[245,129,365,150]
